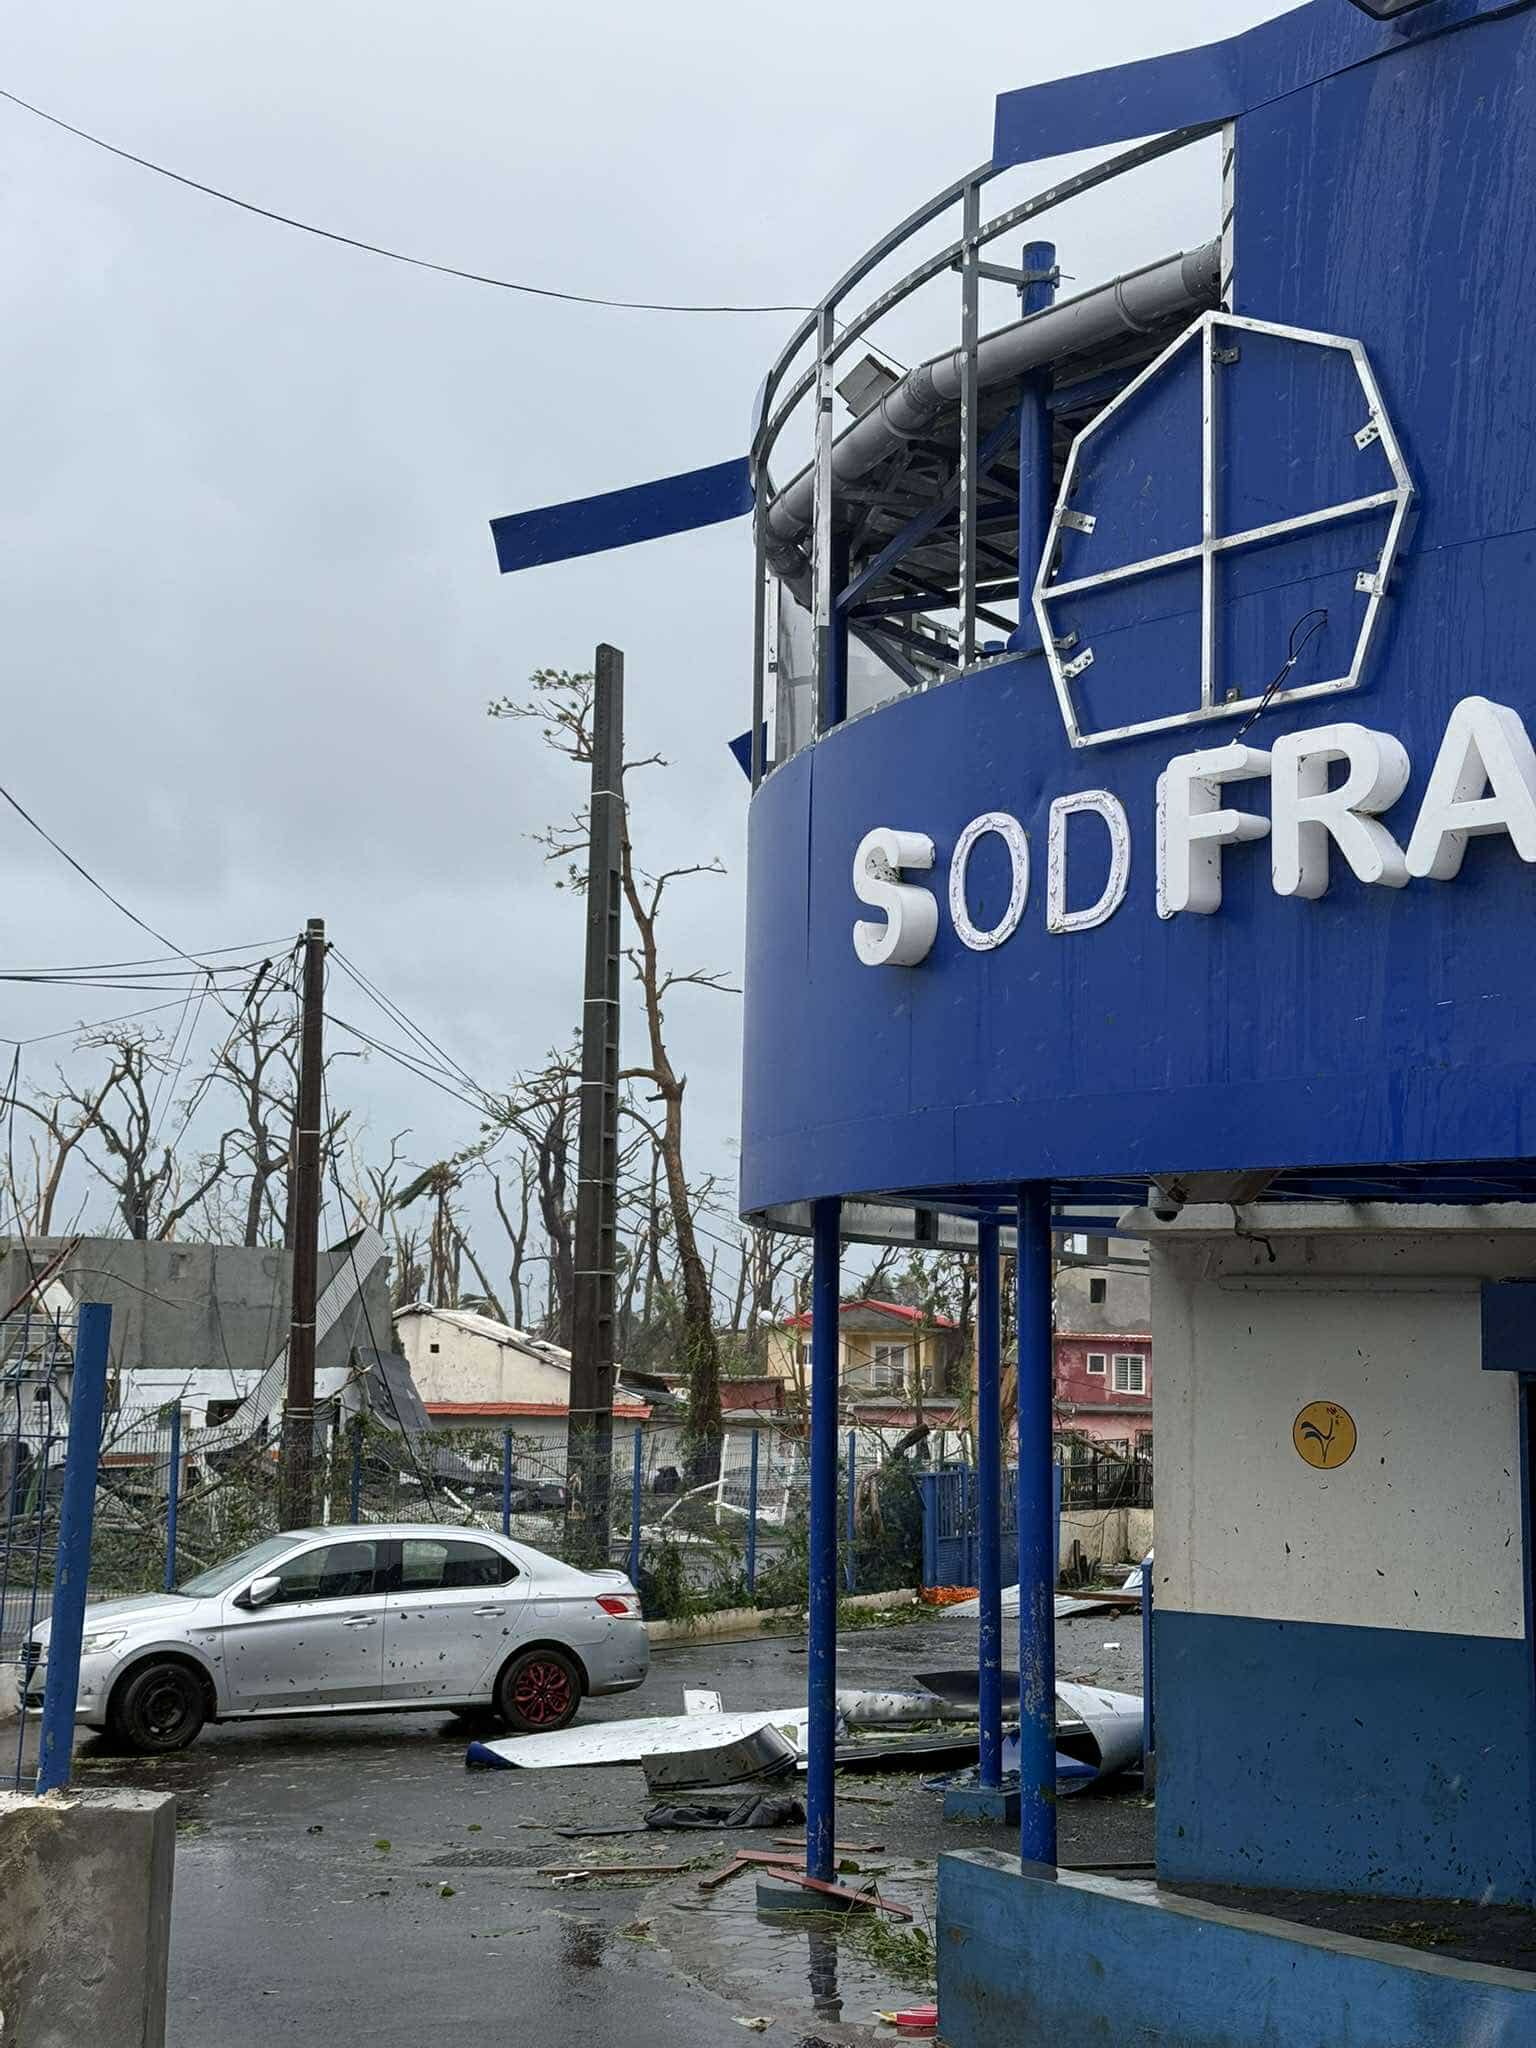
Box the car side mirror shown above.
[235,1574,282,1611]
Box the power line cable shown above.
[0,85,812,316]
[0,775,223,972]
[328,948,485,1094]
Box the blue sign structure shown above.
[742,0,1536,1220]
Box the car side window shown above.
[270,1538,380,1605]
[398,1538,516,1592]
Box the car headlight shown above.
[80,1629,128,1656]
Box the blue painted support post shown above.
[844,1429,857,1594]
[959,1464,971,1584]
[745,1429,760,1598]
[1141,1548,1156,1776]
[349,1418,364,1524]
[501,1427,514,1537]
[806,1198,841,1883]
[163,1399,182,1593]
[1016,240,1058,652]
[628,1427,644,1589]
[975,1219,1003,1786]
[36,1302,110,1796]
[1016,1185,1058,1866]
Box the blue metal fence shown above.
[920,1462,1063,1589]
[2,1303,110,1794]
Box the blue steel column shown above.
[974,1218,1004,1788]
[163,1398,182,1593]
[36,1302,110,1796]
[1016,1186,1058,1865]
[1017,241,1058,652]
[806,1197,842,1882]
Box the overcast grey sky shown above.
[0,1,1296,1285]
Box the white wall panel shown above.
[1151,1219,1529,1640]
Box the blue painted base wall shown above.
[938,1853,1536,2048]
[1156,1610,1536,1902]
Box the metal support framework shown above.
[569,644,624,1557]
[812,305,841,736]
[975,1218,1004,1788]
[750,500,768,789]
[957,178,982,665]
[36,1301,110,1796]
[1016,240,1058,648]
[746,1429,761,1596]
[806,1197,842,1882]
[1015,1184,1058,1865]
[1033,310,1416,748]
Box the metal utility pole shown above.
[280,916,326,1530]
[568,647,624,1562]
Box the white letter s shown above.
[853,828,938,967]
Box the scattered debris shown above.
[466,1708,815,1787]
[700,1849,799,1892]
[685,1688,724,1714]
[771,1837,883,1853]
[646,1794,804,1831]
[732,2021,773,2033]
[756,1871,913,1919]
[834,1688,972,1727]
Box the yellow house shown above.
[767,1298,963,1409]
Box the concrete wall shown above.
[398,1311,569,1406]
[1056,1252,1150,1336]
[0,1789,175,2048]
[938,1853,1536,2048]
[1142,1202,1536,1902]
[1060,1505,1150,1572]
[0,1236,389,1385]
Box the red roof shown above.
[425,1400,652,1421]
[784,1298,958,1332]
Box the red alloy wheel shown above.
[511,1656,575,1728]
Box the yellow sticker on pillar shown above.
[1293,1401,1357,1470]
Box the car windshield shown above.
[174,1534,299,1598]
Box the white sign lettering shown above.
[949,812,1030,952]
[852,827,938,966]
[852,697,1536,966]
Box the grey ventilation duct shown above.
[764,239,1222,574]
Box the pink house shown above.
[1053,1331,1151,1449]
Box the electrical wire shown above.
[328,947,485,1095]
[1234,608,1329,739]
[328,1012,493,1119]
[0,85,812,316]
[0,777,215,967]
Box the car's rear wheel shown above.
[496,1648,581,1734]
[109,1660,208,1754]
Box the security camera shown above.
[1147,1182,1184,1223]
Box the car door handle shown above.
[343,1616,378,1629]
[472,1606,502,1618]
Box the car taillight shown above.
[596,1593,639,1618]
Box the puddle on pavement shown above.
[654,1859,938,2029]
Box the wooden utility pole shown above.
[279,917,326,1529]
[568,648,623,1561]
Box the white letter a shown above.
[1405,697,1536,881]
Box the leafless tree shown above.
[483,1043,581,1345]
[57,1028,231,1241]
[490,668,737,1476]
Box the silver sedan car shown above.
[23,1523,649,1754]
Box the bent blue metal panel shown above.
[991,0,1530,170]
[490,457,751,573]
[741,6,1536,1214]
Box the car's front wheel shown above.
[495,1648,581,1735]
[109,1659,208,1753]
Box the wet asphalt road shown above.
[66,1607,1149,2047]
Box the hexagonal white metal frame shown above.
[1032,310,1416,750]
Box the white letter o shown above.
[948,812,1030,952]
